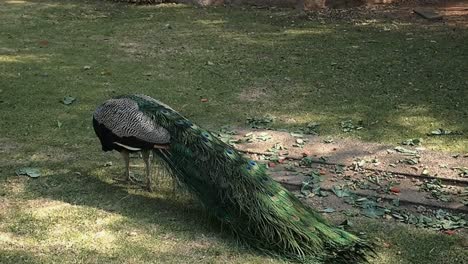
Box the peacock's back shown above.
[92,95,170,152]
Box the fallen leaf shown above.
[62,96,76,105]
[246,115,275,129]
[332,185,351,198]
[16,167,41,178]
[340,120,364,132]
[38,40,49,46]
[428,128,462,136]
[394,146,418,155]
[443,230,456,235]
[321,207,336,213]
[340,219,353,227]
[362,206,386,218]
[290,132,303,138]
[402,138,423,146]
[429,128,450,136]
[390,187,401,193]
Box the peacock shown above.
[93,94,374,263]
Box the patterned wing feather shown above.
[93,97,170,144]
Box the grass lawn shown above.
[0,0,467,263]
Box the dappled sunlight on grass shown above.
[196,19,226,26]
[217,31,268,45]
[0,232,17,245]
[0,54,49,64]
[2,199,130,254]
[1,0,77,9]
[5,0,29,4]
[145,3,191,10]
[394,109,447,134]
[355,20,414,28]
[283,28,333,35]
[270,112,339,127]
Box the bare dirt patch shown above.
[219,127,468,217]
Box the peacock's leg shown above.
[141,150,153,192]
[120,150,131,181]
[115,150,139,183]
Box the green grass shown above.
[0,0,467,263]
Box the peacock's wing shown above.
[93,97,170,145]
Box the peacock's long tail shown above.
[126,94,374,262]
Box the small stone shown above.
[127,231,138,236]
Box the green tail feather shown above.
[126,94,374,262]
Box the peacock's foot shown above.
[113,173,142,183]
[145,183,153,192]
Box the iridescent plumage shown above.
[93,94,374,262]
